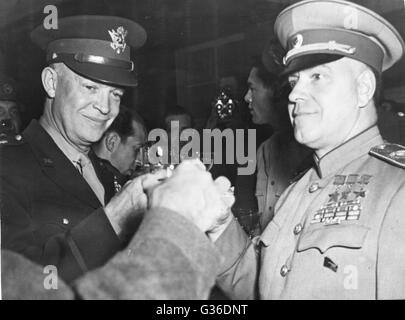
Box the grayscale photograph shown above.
[0,0,404,304]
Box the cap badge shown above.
[108,26,128,54]
[292,34,303,49]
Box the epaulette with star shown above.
[369,143,405,169]
[0,134,24,146]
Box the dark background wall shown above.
[0,0,404,131]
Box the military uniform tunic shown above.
[216,126,405,299]
[0,120,121,283]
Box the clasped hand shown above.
[105,159,235,238]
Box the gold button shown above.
[293,223,303,235]
[309,183,319,193]
[280,265,289,277]
[62,218,69,225]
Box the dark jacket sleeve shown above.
[0,162,121,283]
[74,208,223,299]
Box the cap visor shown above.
[281,54,343,77]
[62,57,137,87]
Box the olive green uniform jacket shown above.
[1,120,121,283]
[216,126,405,299]
[2,208,221,300]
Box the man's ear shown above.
[41,66,58,98]
[105,132,121,153]
[357,68,376,108]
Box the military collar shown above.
[314,126,383,179]
[39,115,90,166]
[22,120,102,208]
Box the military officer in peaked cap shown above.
[0,15,161,283]
[0,74,22,144]
[212,0,405,299]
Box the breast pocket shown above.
[297,224,370,254]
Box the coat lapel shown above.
[23,120,102,208]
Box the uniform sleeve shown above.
[74,208,222,299]
[0,165,121,284]
[214,218,260,300]
[377,181,405,299]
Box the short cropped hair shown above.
[106,105,146,142]
[250,55,279,90]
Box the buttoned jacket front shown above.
[217,126,405,299]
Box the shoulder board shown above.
[0,134,24,146]
[369,143,405,169]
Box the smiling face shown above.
[244,67,274,125]
[287,58,366,155]
[52,65,124,150]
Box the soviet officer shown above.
[213,0,405,299]
[1,16,154,283]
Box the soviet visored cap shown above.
[31,15,147,87]
[275,0,405,75]
[0,75,17,101]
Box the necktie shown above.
[74,154,105,205]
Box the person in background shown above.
[245,56,312,234]
[0,74,23,143]
[163,104,196,164]
[91,105,147,203]
[164,104,193,134]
